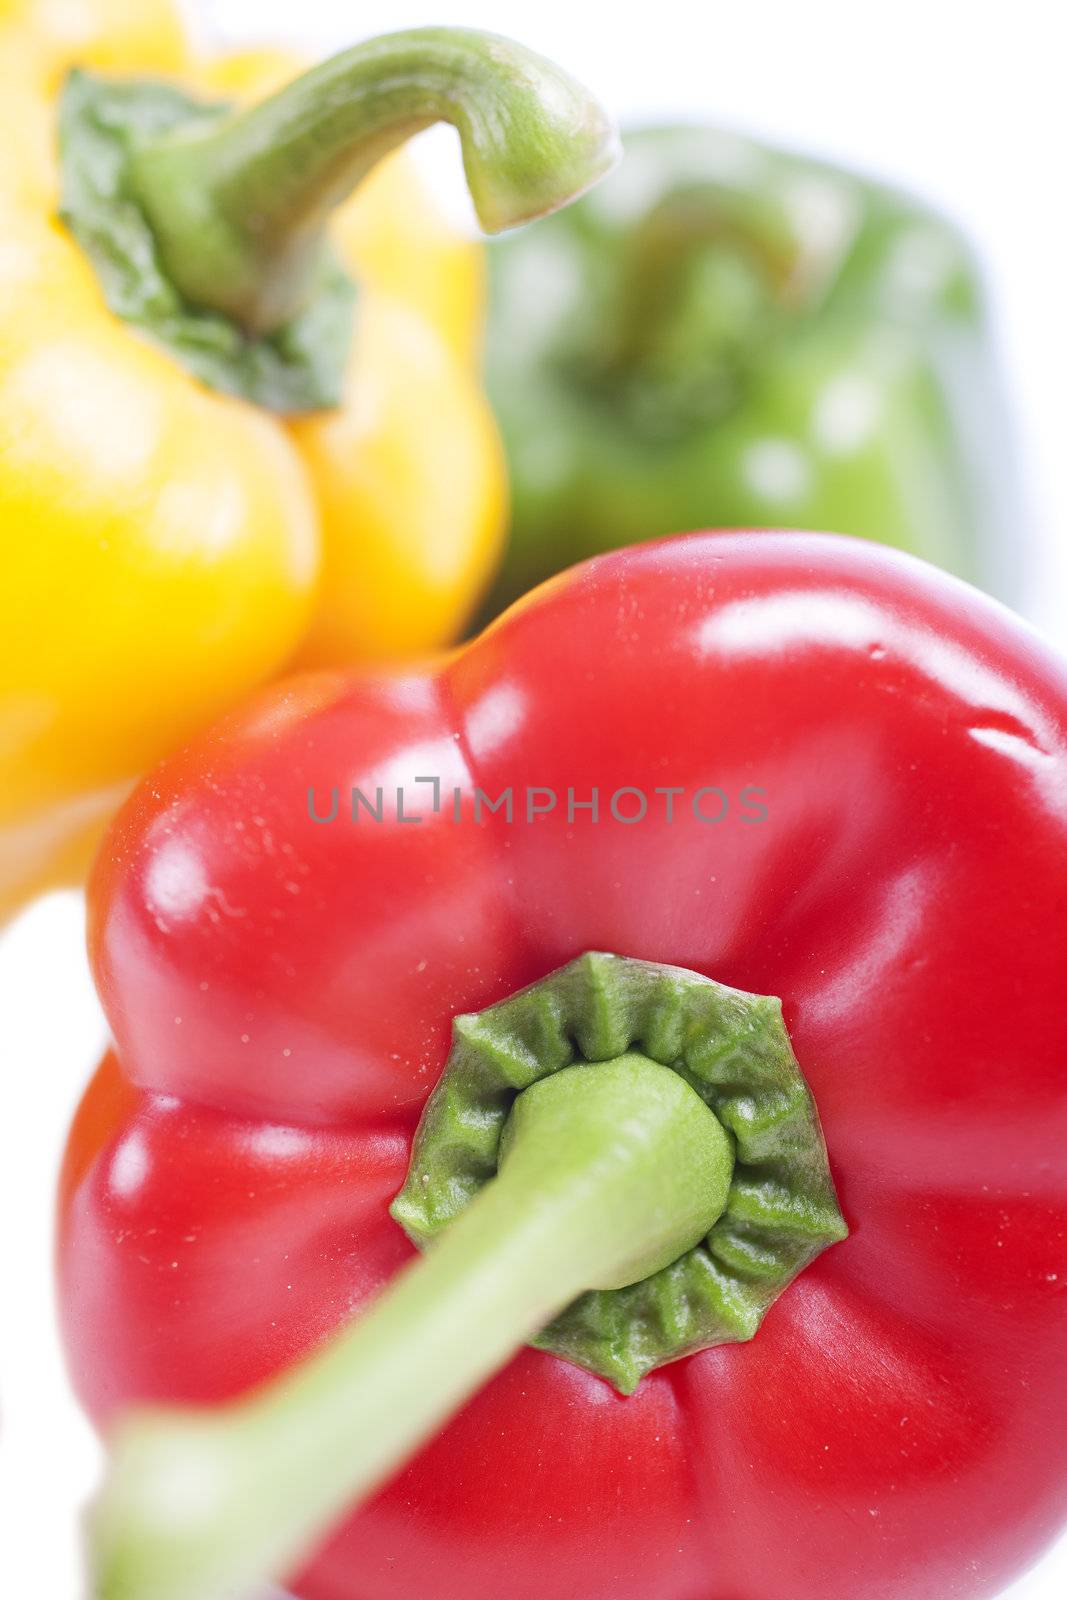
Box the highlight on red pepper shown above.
[59,531,1067,1600]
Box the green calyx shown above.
[58,29,619,414]
[393,951,848,1392]
[90,954,845,1600]
[58,70,355,413]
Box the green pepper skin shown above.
[482,125,1018,616]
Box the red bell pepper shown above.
[60,531,1067,1600]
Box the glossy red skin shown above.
[60,532,1067,1600]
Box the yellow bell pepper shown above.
[0,1,617,917]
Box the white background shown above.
[1,1,1065,1595]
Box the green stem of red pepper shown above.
[128,26,620,335]
[91,1054,732,1600]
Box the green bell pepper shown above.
[481,124,1018,617]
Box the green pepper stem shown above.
[590,180,809,393]
[128,26,619,335]
[91,1055,733,1600]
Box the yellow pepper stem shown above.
[128,26,620,335]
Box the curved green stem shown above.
[129,26,620,334]
[91,1055,732,1600]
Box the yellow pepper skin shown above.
[0,0,187,84]
[0,5,616,917]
